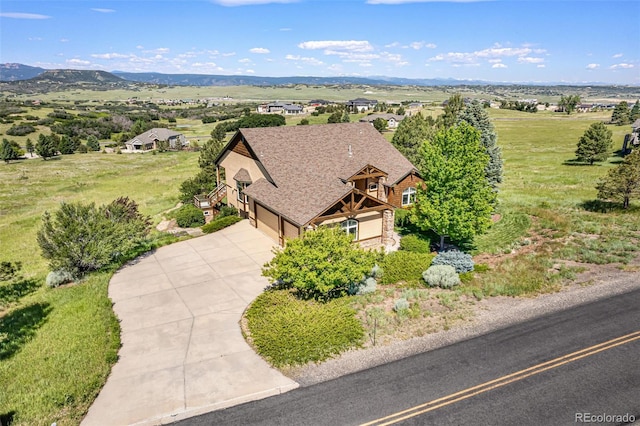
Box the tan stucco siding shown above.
[218,150,267,210]
[316,211,382,241]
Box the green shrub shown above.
[263,227,378,300]
[399,234,431,253]
[37,198,151,277]
[393,297,410,313]
[379,251,435,285]
[245,290,364,367]
[201,215,242,233]
[46,269,75,288]
[175,204,205,228]
[422,265,460,289]
[218,205,238,218]
[432,250,474,273]
[394,208,411,227]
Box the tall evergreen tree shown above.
[630,100,640,122]
[25,138,34,157]
[35,134,57,160]
[575,122,613,165]
[458,101,503,191]
[391,112,435,169]
[411,122,495,249]
[597,149,640,209]
[1,138,19,163]
[87,135,101,151]
[611,101,631,125]
[439,94,465,129]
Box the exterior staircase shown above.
[193,184,227,209]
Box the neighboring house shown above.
[622,119,640,155]
[346,98,378,112]
[359,114,406,129]
[208,122,422,247]
[257,102,304,115]
[124,128,187,152]
[309,99,331,107]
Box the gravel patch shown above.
[287,267,640,386]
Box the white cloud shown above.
[249,47,270,54]
[0,12,50,19]
[409,41,436,50]
[537,64,545,68]
[492,63,507,68]
[239,58,252,64]
[91,53,130,59]
[298,40,373,53]
[66,59,91,66]
[91,8,115,13]
[245,69,256,73]
[285,54,324,66]
[518,57,544,64]
[429,44,547,66]
[612,53,623,58]
[610,63,634,69]
[279,28,292,31]
[211,0,297,6]
[586,63,600,70]
[59,38,70,43]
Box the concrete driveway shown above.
[82,220,298,426]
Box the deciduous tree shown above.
[558,95,580,115]
[411,122,495,249]
[575,122,613,165]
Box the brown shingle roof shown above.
[233,168,252,183]
[235,122,418,226]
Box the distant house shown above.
[202,122,421,247]
[346,98,378,112]
[257,102,304,115]
[359,113,405,129]
[309,99,331,107]
[622,119,640,155]
[124,128,186,152]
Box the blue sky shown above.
[1,0,638,84]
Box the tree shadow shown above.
[562,159,594,166]
[0,410,15,426]
[0,302,51,361]
[0,278,41,308]
[580,199,617,213]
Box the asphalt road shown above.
[176,288,640,426]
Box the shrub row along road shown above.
[177,287,640,426]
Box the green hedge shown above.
[379,250,436,285]
[399,234,432,253]
[245,290,364,367]
[201,215,242,233]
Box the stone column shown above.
[382,209,395,246]
[377,176,388,202]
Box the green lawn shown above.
[0,151,199,425]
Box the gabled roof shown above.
[359,114,405,123]
[222,122,419,227]
[126,128,182,145]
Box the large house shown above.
[359,113,405,129]
[346,98,378,112]
[207,122,422,247]
[257,102,304,115]
[124,128,187,152]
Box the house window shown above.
[402,187,416,206]
[368,183,378,192]
[236,181,248,203]
[341,219,358,240]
